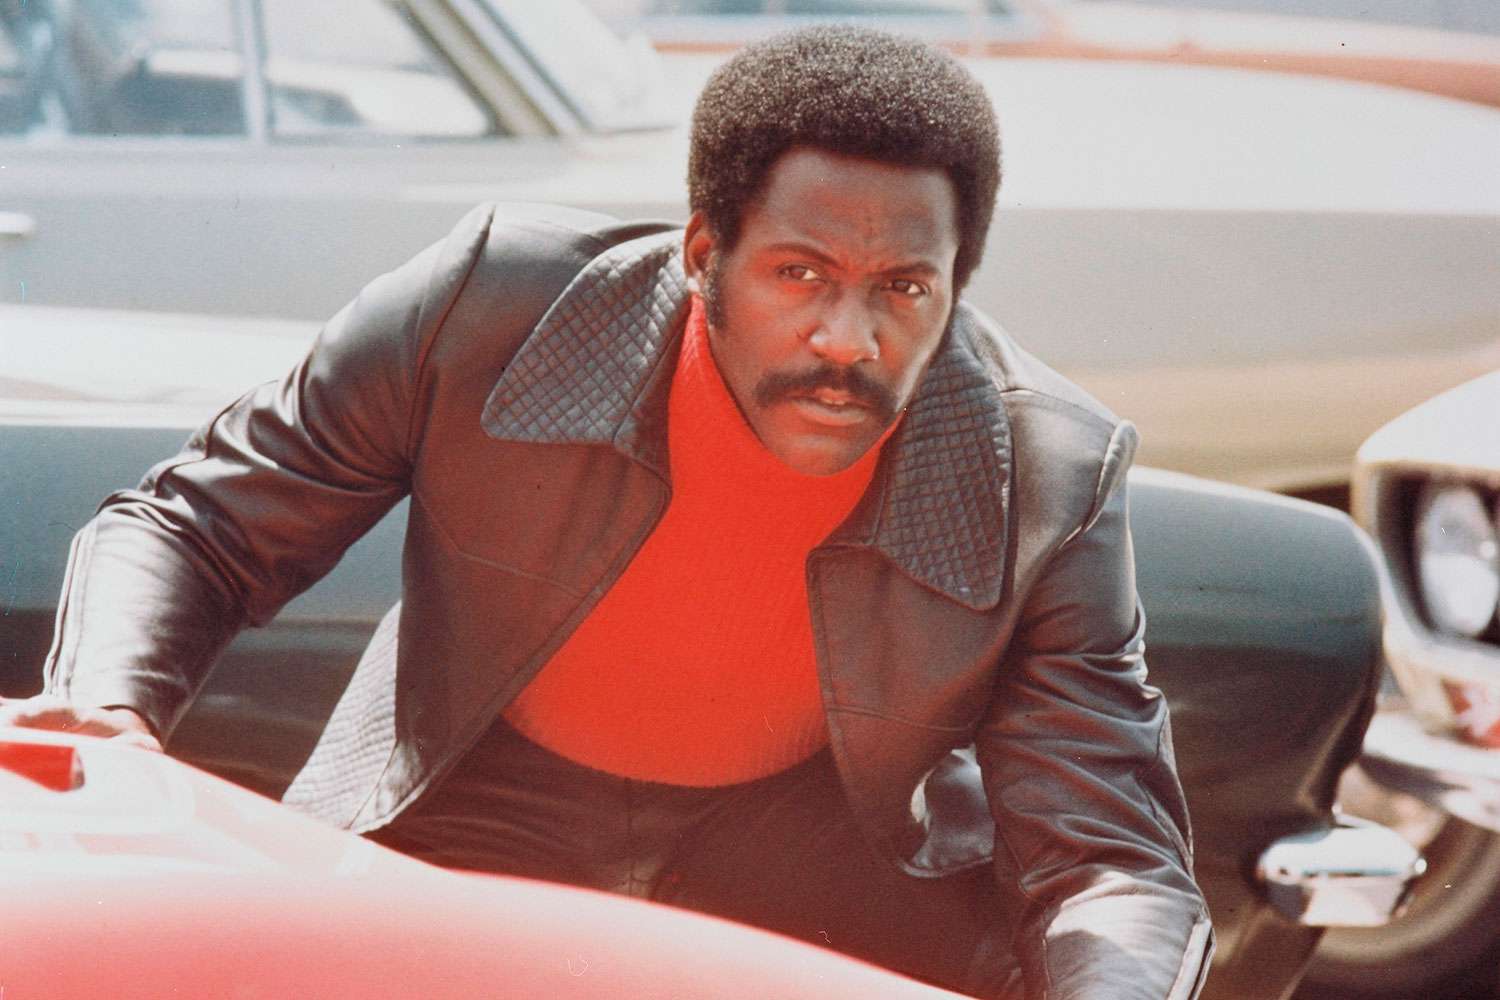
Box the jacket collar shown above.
[481,231,1011,611]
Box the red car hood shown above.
[2,728,962,999]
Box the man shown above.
[1,26,1210,999]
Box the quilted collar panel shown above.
[481,231,1011,610]
[480,232,688,479]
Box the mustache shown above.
[754,365,898,422]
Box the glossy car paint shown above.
[0,303,1386,999]
[1130,472,1383,994]
[1,728,967,999]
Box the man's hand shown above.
[0,696,163,752]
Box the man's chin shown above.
[743,400,895,475]
[763,428,877,477]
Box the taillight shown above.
[0,739,84,791]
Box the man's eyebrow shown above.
[760,241,838,265]
[759,242,944,278]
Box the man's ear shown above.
[683,211,715,295]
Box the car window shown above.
[481,0,672,132]
[1,0,245,137]
[260,0,497,138]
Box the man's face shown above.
[684,147,960,476]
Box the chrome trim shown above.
[233,0,271,144]
[1361,708,1500,834]
[1256,816,1425,927]
[406,0,556,137]
[443,0,584,135]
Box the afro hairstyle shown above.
[687,24,1001,292]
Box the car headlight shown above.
[1413,483,1500,638]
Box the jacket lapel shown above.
[824,305,1012,611]
[481,234,1011,612]
[480,231,688,481]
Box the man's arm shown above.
[979,424,1213,1000]
[6,206,497,742]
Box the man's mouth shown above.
[809,387,866,408]
[755,366,898,429]
[788,388,873,426]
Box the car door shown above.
[0,0,671,320]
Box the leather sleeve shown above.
[42,205,497,739]
[979,422,1213,1000]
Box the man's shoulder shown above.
[469,203,682,280]
[410,203,682,373]
[367,203,680,334]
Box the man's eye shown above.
[888,279,928,298]
[780,265,820,282]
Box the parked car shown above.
[0,300,1423,999]
[590,0,1500,110]
[1306,369,1500,998]
[2,1,1498,500]
[0,726,973,999]
[1101,0,1500,37]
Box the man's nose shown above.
[807,293,880,366]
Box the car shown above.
[1101,0,1500,38]
[1304,369,1500,998]
[0,726,978,999]
[2,1,1498,501]
[589,0,1500,110]
[0,299,1424,999]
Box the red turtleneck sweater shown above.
[503,297,891,785]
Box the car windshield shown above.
[480,0,673,132]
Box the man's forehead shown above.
[742,148,961,262]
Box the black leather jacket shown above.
[45,203,1211,999]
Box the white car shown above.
[1,1,1497,500]
[1323,370,1500,998]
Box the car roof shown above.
[656,51,1500,213]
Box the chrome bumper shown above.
[1360,707,1500,834]
[1256,816,1425,927]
